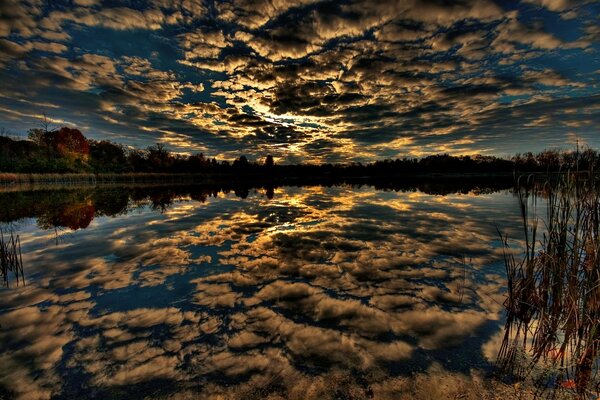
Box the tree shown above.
[46,127,90,159]
[89,140,127,172]
[233,155,249,169]
[264,154,274,168]
[147,143,172,171]
[40,112,51,134]
[27,128,45,145]
[127,149,148,172]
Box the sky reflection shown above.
[0,184,525,399]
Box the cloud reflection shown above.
[0,184,525,398]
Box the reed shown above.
[0,173,96,184]
[0,227,24,287]
[0,172,236,185]
[498,172,600,397]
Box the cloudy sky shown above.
[0,0,599,162]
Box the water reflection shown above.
[498,178,600,397]
[0,182,524,399]
[0,228,24,288]
[0,178,512,228]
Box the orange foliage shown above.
[57,200,95,230]
[560,379,577,390]
[49,127,90,159]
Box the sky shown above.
[0,0,599,162]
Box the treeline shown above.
[0,126,598,175]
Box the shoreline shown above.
[0,171,516,186]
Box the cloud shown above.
[0,0,42,38]
[492,17,565,51]
[0,0,597,159]
[216,0,320,29]
[375,23,432,42]
[522,68,586,87]
[45,7,173,31]
[178,28,232,60]
[522,0,584,11]
[74,0,99,6]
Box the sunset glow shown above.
[0,1,598,161]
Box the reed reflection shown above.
[498,175,600,398]
[0,228,24,288]
[0,182,523,399]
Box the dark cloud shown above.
[0,0,598,159]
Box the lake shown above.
[0,182,529,399]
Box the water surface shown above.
[0,183,525,399]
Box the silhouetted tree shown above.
[188,153,208,172]
[147,143,171,171]
[27,128,45,145]
[264,155,274,168]
[2,123,598,176]
[89,140,127,172]
[233,155,249,169]
[127,149,148,172]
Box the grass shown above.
[498,171,600,398]
[0,227,24,287]
[0,172,214,185]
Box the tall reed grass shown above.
[498,172,600,397]
[0,172,218,185]
[0,172,291,187]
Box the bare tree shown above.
[40,112,52,134]
[28,112,55,144]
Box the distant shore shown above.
[0,171,518,186]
